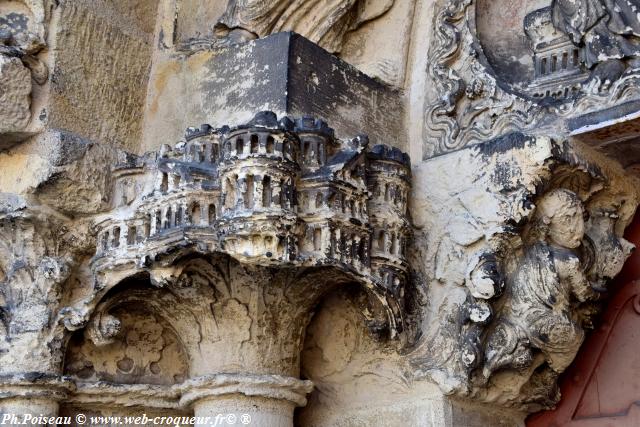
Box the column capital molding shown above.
[178,374,314,408]
[0,373,75,402]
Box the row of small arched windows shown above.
[98,202,218,252]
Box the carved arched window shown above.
[160,173,168,192]
[262,176,271,207]
[127,225,137,245]
[175,205,183,226]
[378,230,386,251]
[359,238,367,262]
[236,137,244,155]
[208,204,216,224]
[224,178,236,209]
[155,210,161,233]
[165,206,172,229]
[313,228,322,251]
[113,227,121,247]
[190,202,201,225]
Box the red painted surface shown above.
[527,211,640,427]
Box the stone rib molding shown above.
[66,374,312,410]
[68,382,181,410]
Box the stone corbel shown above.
[50,112,414,424]
[410,132,639,411]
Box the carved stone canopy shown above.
[88,111,412,339]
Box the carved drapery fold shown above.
[411,132,639,411]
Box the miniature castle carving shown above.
[92,111,412,335]
[523,6,588,101]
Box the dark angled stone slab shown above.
[144,32,405,153]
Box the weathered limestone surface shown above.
[0,56,31,136]
[47,0,158,152]
[141,32,405,155]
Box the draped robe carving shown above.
[216,0,394,53]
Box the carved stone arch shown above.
[297,282,410,426]
[171,256,233,301]
[62,273,203,381]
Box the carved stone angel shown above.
[482,189,595,380]
[551,0,640,87]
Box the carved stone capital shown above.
[411,132,639,411]
[0,195,86,376]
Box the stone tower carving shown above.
[0,112,413,422]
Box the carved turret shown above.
[367,145,412,298]
[523,7,587,100]
[217,111,300,262]
[294,116,336,174]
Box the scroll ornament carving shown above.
[425,0,640,158]
[424,0,543,158]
